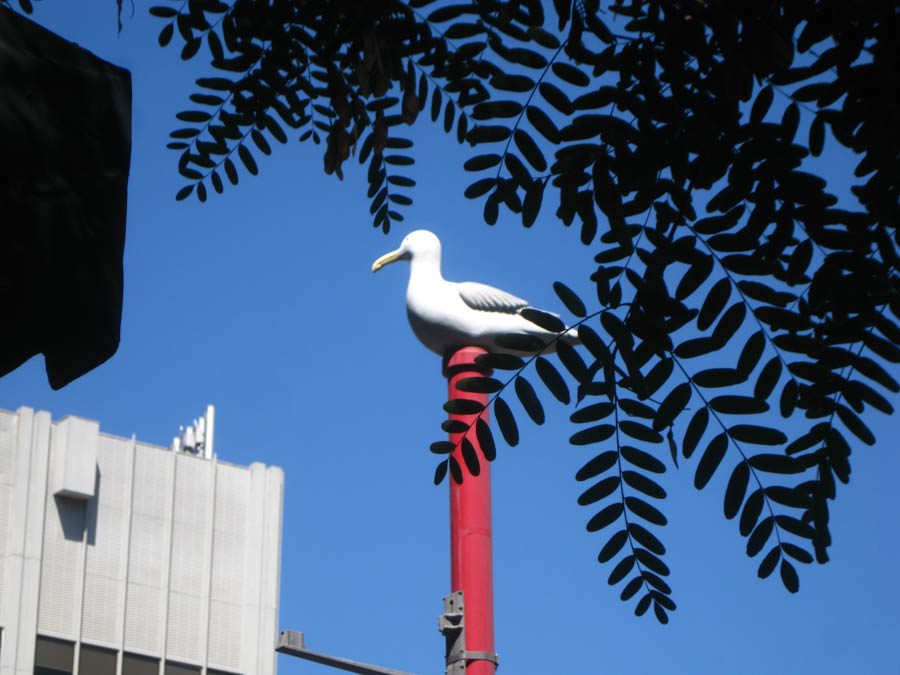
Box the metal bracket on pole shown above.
[276,630,419,675]
[439,591,499,673]
[439,592,466,675]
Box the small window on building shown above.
[122,652,159,675]
[207,670,239,675]
[34,635,74,674]
[78,644,117,674]
[164,661,201,674]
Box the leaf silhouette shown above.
[597,529,629,562]
[623,470,666,499]
[430,441,454,455]
[757,546,780,579]
[576,451,619,481]
[448,456,463,484]
[493,397,519,447]
[694,433,728,489]
[780,559,799,593]
[628,523,665,555]
[739,490,764,537]
[460,437,480,476]
[456,376,504,394]
[475,419,496,461]
[578,476,621,506]
[536,357,571,403]
[515,376,545,425]
[587,502,625,532]
[723,462,750,519]
[570,425,616,446]
[434,460,448,486]
[444,398,485,415]
[608,555,635,585]
[654,383,691,431]
[729,425,787,446]
[621,446,665,474]
[625,496,667,526]
[682,408,709,459]
[554,281,587,317]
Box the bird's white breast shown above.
[405,277,471,354]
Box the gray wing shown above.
[458,281,530,314]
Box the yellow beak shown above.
[372,249,403,273]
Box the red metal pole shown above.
[444,346,496,675]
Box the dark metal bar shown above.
[275,631,419,675]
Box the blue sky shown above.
[2,3,899,674]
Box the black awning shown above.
[0,6,132,389]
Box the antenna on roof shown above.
[171,405,215,459]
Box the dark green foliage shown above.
[154,0,899,625]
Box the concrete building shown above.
[0,407,283,675]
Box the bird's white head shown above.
[371,229,442,273]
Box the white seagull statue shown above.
[372,229,577,356]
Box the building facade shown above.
[0,407,283,675]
